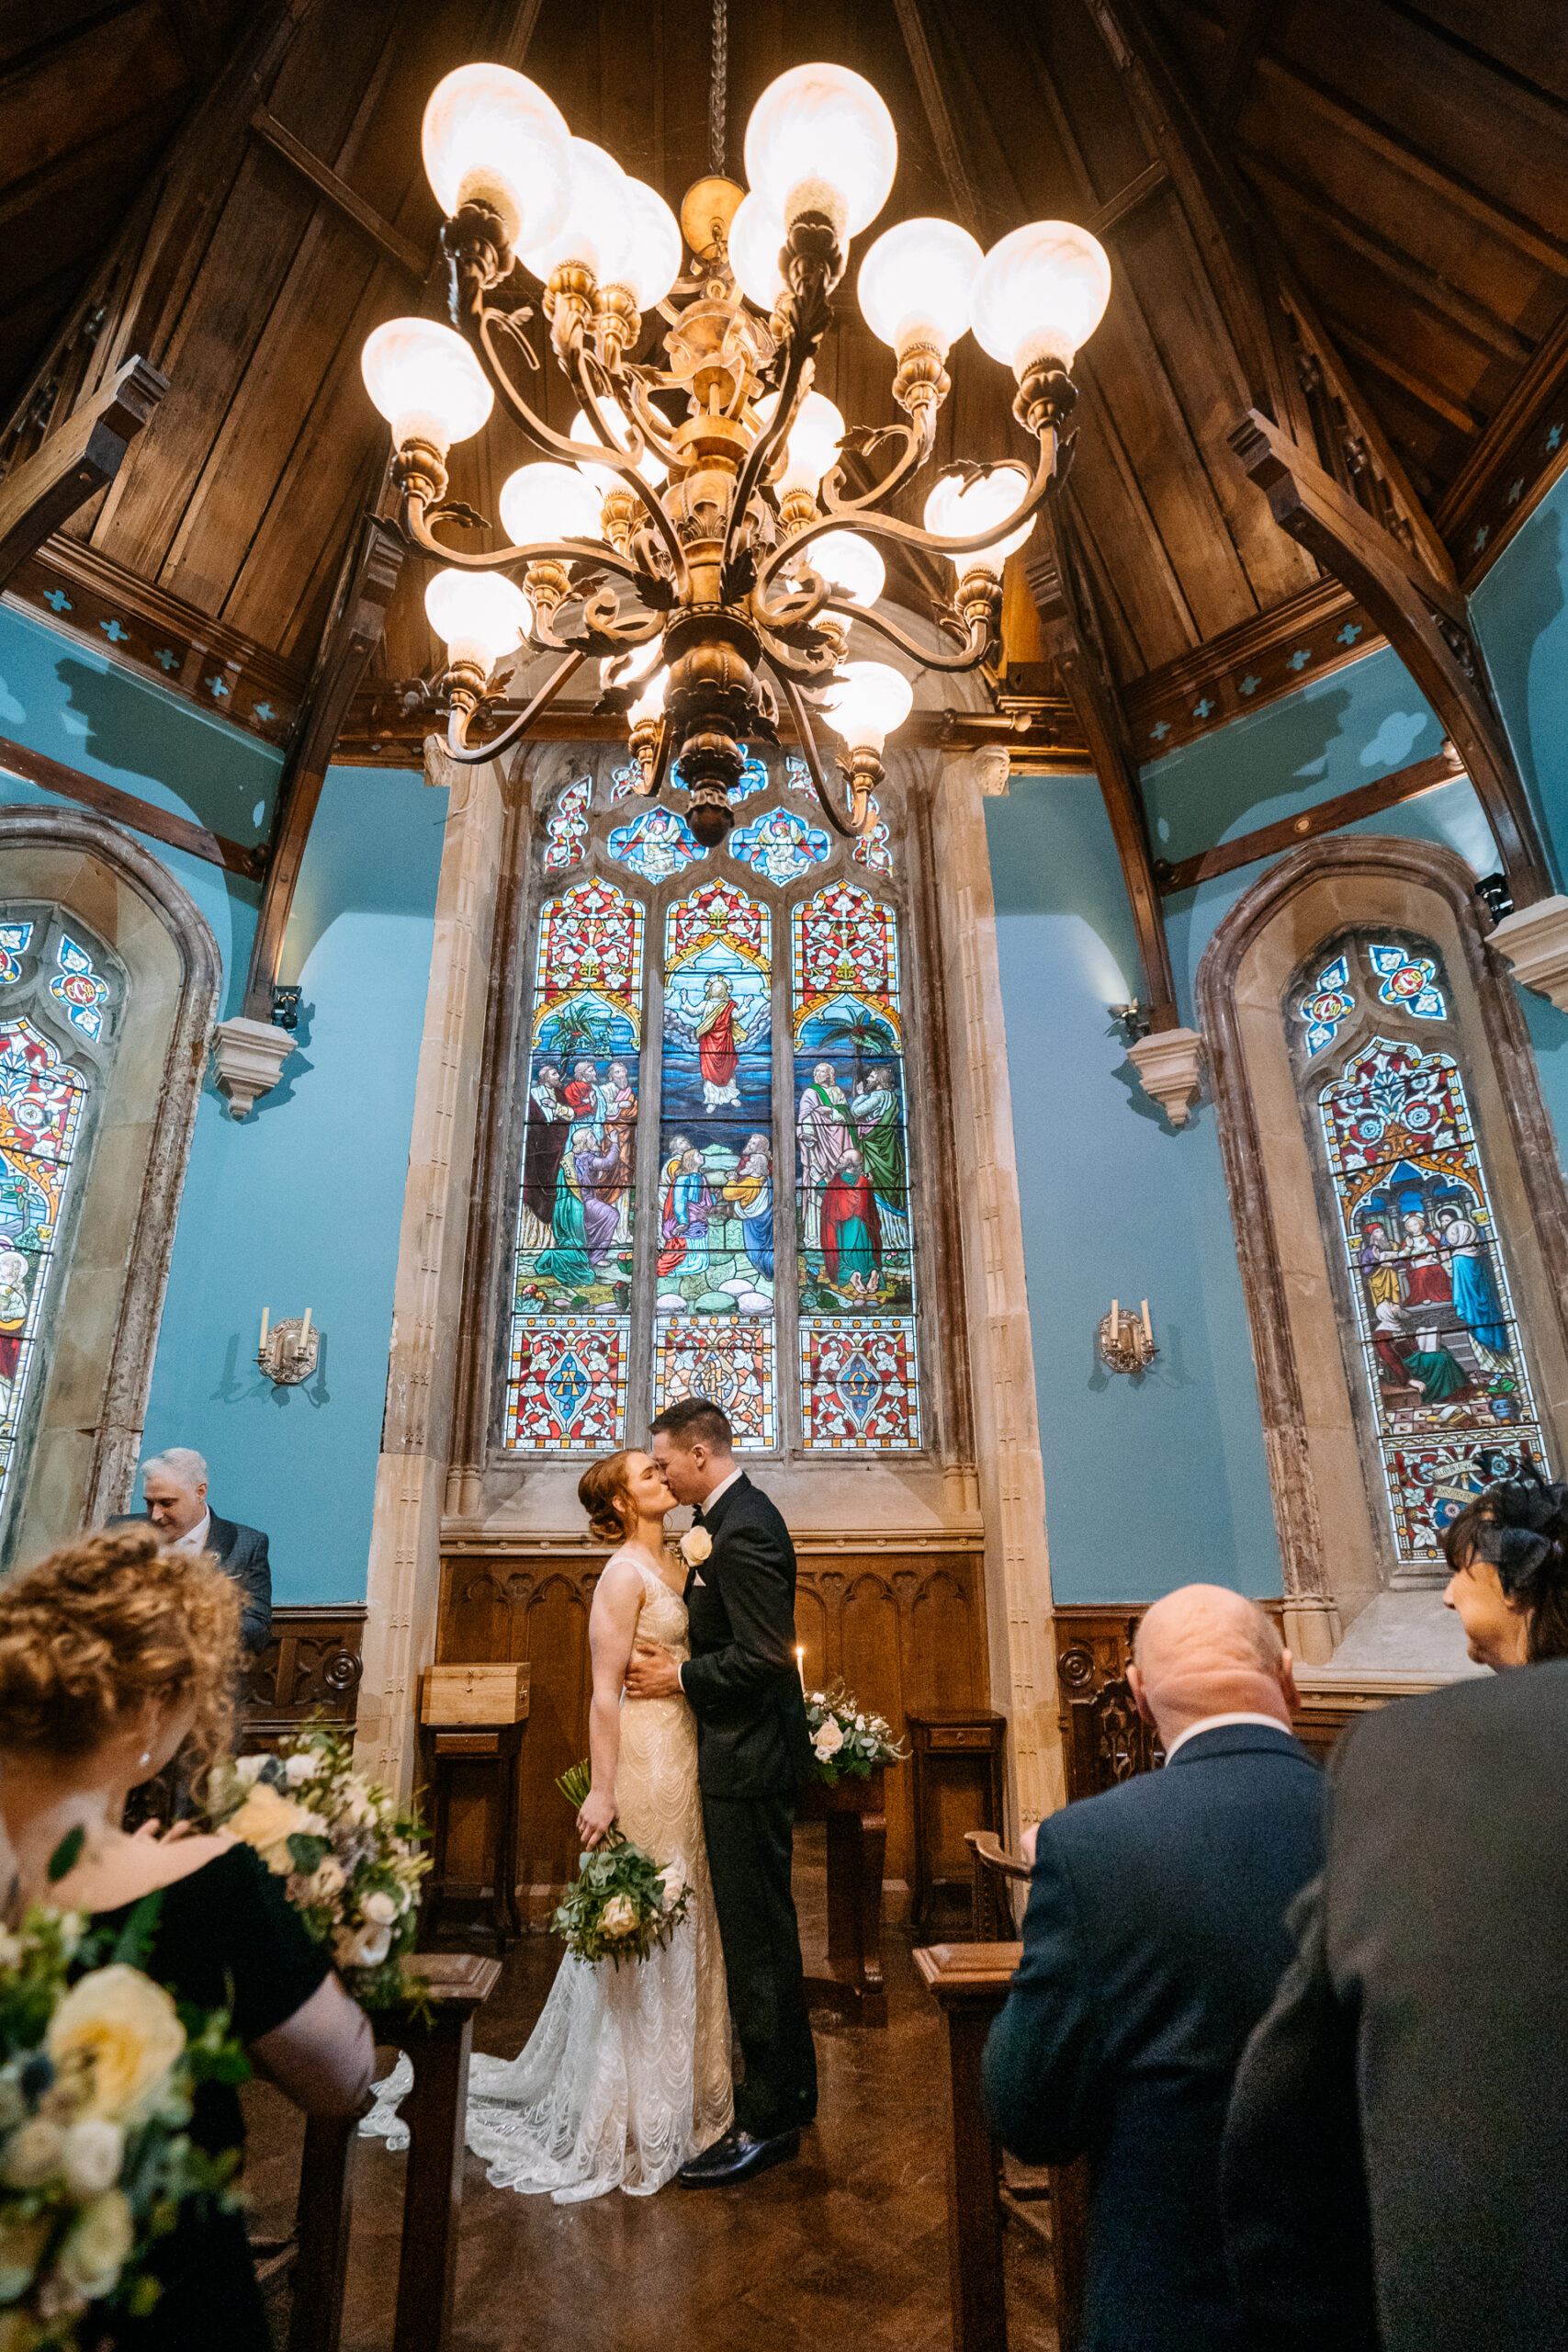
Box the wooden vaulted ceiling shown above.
[4,0,1568,707]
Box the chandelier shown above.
[360,56,1111,843]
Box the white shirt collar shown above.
[1162,1710,1292,1762]
[700,1465,743,1514]
[168,1509,212,1555]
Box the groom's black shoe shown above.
[677,2125,800,2187]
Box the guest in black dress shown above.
[0,1525,374,2351]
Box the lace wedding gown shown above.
[362,1551,732,2199]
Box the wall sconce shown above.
[1110,1001,1151,1047]
[1099,1297,1157,1375]
[258,1306,319,1385]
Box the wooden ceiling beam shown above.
[1154,742,1468,893]
[1231,404,1551,906]
[248,107,430,284]
[1324,314,1483,438]
[0,727,263,876]
[1215,0,1280,128]
[888,0,986,238]
[0,355,166,588]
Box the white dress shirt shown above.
[168,1509,212,1555]
[1162,1710,1292,1762]
[676,1466,744,1693]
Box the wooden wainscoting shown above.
[239,1603,367,1752]
[434,1543,989,1900]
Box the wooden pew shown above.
[287,1951,501,2352]
[915,1939,1089,2352]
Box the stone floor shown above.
[243,1826,1058,2352]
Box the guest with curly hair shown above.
[1440,1463,1568,1668]
[0,1524,374,2351]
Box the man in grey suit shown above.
[109,1446,272,1653]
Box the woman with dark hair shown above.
[1441,1465,1568,1668]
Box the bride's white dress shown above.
[362,1550,732,2199]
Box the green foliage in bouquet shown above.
[204,1724,430,2010]
[805,1681,909,1785]
[550,1762,693,1969]
[0,1864,248,2351]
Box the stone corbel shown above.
[1487,894,1568,1013]
[210,1015,294,1117]
[1125,1024,1205,1126]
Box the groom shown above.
[624,1395,818,2183]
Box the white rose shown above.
[61,2117,124,2199]
[235,1753,268,1783]
[361,1890,397,1928]
[814,1717,844,1757]
[660,1861,688,1913]
[49,1966,186,2123]
[228,1782,318,1875]
[0,2211,51,2302]
[284,1752,317,1788]
[679,1526,713,1566]
[58,2188,134,2300]
[333,1922,392,1972]
[309,1857,346,1904]
[600,1894,639,1939]
[2,2115,65,2188]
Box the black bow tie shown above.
[691,1507,705,1528]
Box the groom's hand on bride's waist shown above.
[625,1646,682,1701]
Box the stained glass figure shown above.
[608,804,705,881]
[543,773,591,871]
[1298,953,1354,1057]
[608,760,641,804]
[1369,944,1446,1018]
[0,1021,87,1513]
[0,924,32,986]
[505,879,644,1449]
[507,1317,629,1449]
[734,747,771,801]
[1318,1031,1547,1562]
[50,936,109,1042]
[793,885,918,1445]
[728,806,831,885]
[653,1317,776,1448]
[852,798,894,874]
[784,755,812,796]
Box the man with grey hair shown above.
[108,1448,272,1653]
[983,1585,1324,2352]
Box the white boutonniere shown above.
[680,1526,713,1566]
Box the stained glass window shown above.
[543,774,591,871]
[608,805,705,880]
[852,796,894,874]
[1296,932,1548,1565]
[728,806,830,885]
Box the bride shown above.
[367,1448,732,2198]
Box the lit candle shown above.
[259,1305,269,1351]
[299,1306,312,1350]
[795,1645,806,1691]
[1111,1298,1119,1335]
[1141,1298,1152,1347]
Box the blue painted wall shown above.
[1,607,446,1603]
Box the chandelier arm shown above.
[718,322,817,594]
[445,649,588,766]
[751,615,840,684]
[817,597,990,673]
[615,371,691,468]
[772,663,874,839]
[563,342,690,592]
[400,492,647,588]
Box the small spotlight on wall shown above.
[1110,1001,1150,1047]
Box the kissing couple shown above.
[456,1395,818,2199]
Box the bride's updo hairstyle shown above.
[0,1524,241,1781]
[1442,1464,1568,1662]
[579,1451,637,1545]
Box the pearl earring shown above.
[139,1750,152,1769]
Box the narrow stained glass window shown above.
[0,1021,88,1516]
[543,773,592,872]
[792,882,919,1449]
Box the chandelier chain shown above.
[708,0,728,177]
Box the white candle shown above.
[1111,1298,1119,1333]
[1141,1298,1152,1346]
[795,1645,806,1691]
[259,1305,269,1351]
[299,1306,312,1350]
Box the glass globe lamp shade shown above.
[520,137,629,285]
[498,461,604,547]
[421,63,571,254]
[570,404,667,493]
[922,464,1035,577]
[803,530,885,608]
[424,568,532,678]
[743,62,897,242]
[728,191,787,311]
[361,318,493,456]
[857,217,983,359]
[610,178,682,311]
[970,220,1112,378]
[627,667,668,728]
[757,389,845,496]
[821,661,912,754]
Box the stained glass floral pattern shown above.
[1298,954,1354,1057]
[1317,1023,1547,1562]
[543,774,591,872]
[799,1316,919,1449]
[507,1317,628,1449]
[728,806,831,884]
[0,924,32,986]
[608,805,705,880]
[1369,944,1445,1018]
[50,936,109,1041]
[852,797,893,875]
[653,1318,776,1448]
[0,1021,88,1513]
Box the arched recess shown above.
[1196,836,1568,1662]
[0,806,221,1564]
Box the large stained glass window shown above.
[0,908,118,1524]
[502,748,919,1457]
[1294,930,1548,1565]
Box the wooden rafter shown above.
[0,356,166,588]
[0,730,263,877]
[888,0,985,238]
[1155,744,1468,894]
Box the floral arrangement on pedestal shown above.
[805,1684,908,1785]
[204,1726,429,2008]
[0,1879,247,2349]
[550,1763,693,1968]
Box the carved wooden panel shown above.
[239,1603,367,1754]
[435,1546,987,1894]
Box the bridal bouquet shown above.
[0,1883,246,2348]
[205,1727,429,2008]
[551,1763,693,1969]
[805,1683,908,1785]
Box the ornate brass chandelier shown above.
[361,53,1111,843]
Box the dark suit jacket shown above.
[108,1510,272,1655]
[983,1723,1324,2352]
[679,1472,813,1800]
[1223,1663,1568,2352]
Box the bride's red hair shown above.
[579,1452,637,1546]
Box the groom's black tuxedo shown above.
[679,1471,818,2134]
